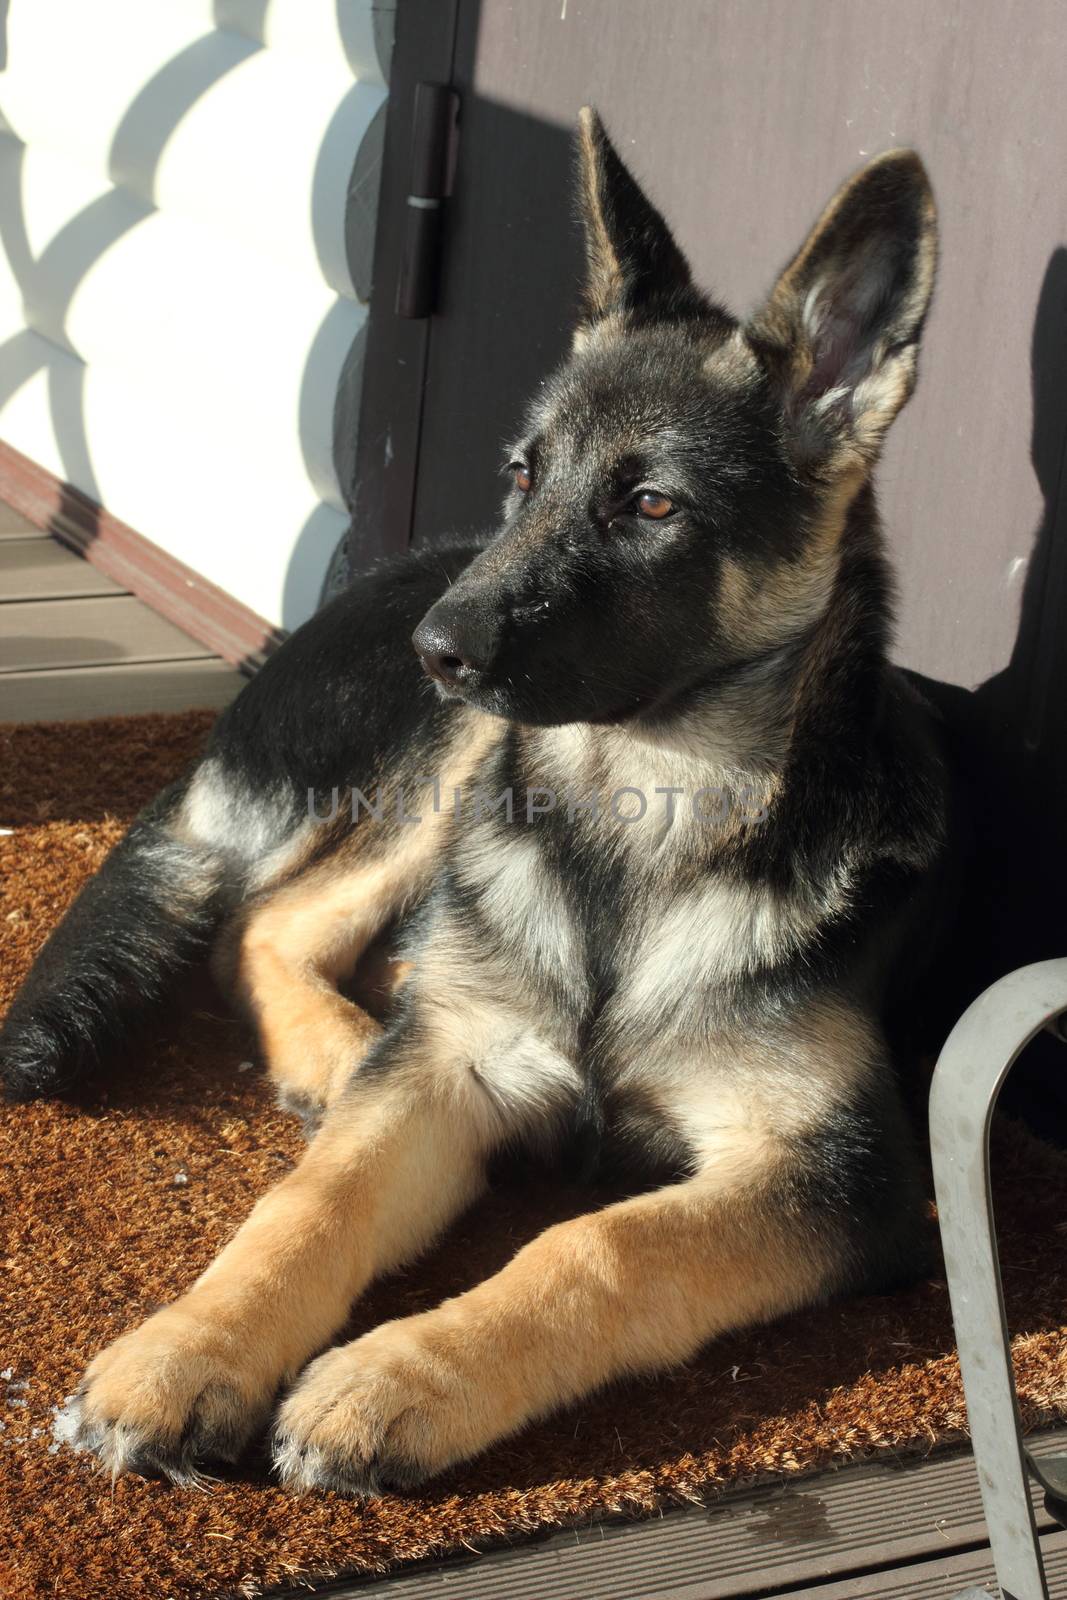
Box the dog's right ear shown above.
[575,106,693,328]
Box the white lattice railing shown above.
[0,0,394,629]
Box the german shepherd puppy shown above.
[1,111,948,1494]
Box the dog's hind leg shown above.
[220,836,437,1128]
[218,712,502,1127]
[0,744,316,1102]
[0,777,226,1101]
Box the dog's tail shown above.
[0,777,231,1101]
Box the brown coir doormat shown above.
[2,712,1067,1600]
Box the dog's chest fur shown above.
[423,718,848,1173]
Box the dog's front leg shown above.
[58,1039,493,1482]
[273,1141,840,1494]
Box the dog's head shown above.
[413,109,937,726]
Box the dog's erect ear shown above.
[748,150,937,468]
[575,106,694,326]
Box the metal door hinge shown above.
[395,82,459,319]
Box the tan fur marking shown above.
[531,715,783,864]
[705,326,763,385]
[630,997,880,1165]
[231,834,435,1110]
[224,714,500,1114]
[576,105,626,319]
[608,878,855,1050]
[571,308,626,357]
[718,465,865,658]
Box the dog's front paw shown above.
[272,1318,487,1496]
[55,1305,275,1483]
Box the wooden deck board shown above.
[0,594,215,673]
[0,658,244,720]
[0,536,125,601]
[280,1430,1067,1600]
[783,1528,1067,1598]
[0,503,43,539]
[0,503,245,717]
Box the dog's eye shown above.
[513,464,533,494]
[634,491,674,520]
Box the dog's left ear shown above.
[748,150,937,468]
[575,106,694,326]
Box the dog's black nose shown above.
[413,630,472,689]
[412,601,498,690]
